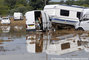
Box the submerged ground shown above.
[0,18,89,60]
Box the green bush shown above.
[0,5,9,16]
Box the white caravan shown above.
[14,12,23,20]
[25,10,51,31]
[44,5,89,29]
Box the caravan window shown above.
[60,9,69,16]
[61,43,70,50]
[77,12,81,19]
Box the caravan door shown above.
[41,11,48,30]
[26,11,35,30]
[45,13,51,30]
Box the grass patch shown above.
[0,17,26,26]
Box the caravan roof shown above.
[44,4,87,12]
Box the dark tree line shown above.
[4,0,50,10]
[1,0,89,16]
[59,0,89,7]
[3,0,50,15]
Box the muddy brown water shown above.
[26,31,89,60]
[0,26,89,60]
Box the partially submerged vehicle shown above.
[25,10,51,31]
[44,4,89,29]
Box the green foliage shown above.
[9,6,28,15]
[16,6,28,14]
[4,0,16,9]
[65,0,89,6]
[16,0,27,6]
[49,0,89,7]
[26,5,33,11]
[81,4,89,7]
[29,0,44,10]
[9,9,15,15]
[0,0,9,16]
[29,0,50,10]
[0,5,9,16]
[49,2,60,4]
[0,0,4,5]
[1,0,89,16]
[0,0,51,16]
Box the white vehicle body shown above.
[44,4,86,26]
[75,9,89,31]
[25,10,51,31]
[14,12,23,20]
[75,20,89,31]
[1,17,10,24]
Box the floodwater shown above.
[0,27,89,60]
[0,25,26,55]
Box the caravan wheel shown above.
[77,27,84,31]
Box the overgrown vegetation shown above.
[0,0,50,16]
[0,0,89,16]
[50,0,89,7]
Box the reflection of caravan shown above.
[44,5,89,29]
[84,43,89,52]
[25,10,51,31]
[0,26,10,33]
[46,34,84,55]
[26,33,44,53]
[26,32,89,55]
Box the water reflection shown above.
[0,26,10,33]
[0,26,26,55]
[14,26,23,31]
[0,46,6,52]
[0,26,89,58]
[26,32,89,55]
[26,32,44,53]
[0,25,25,33]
